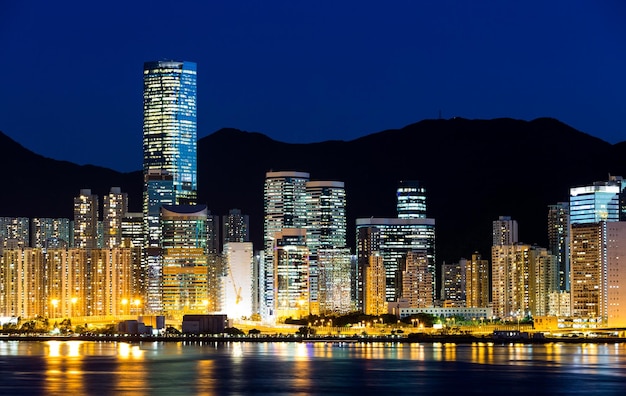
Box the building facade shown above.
[263,171,309,318]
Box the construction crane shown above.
[229,266,242,305]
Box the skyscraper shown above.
[222,209,249,245]
[263,171,309,318]
[465,252,489,309]
[397,180,427,219]
[73,189,98,250]
[305,180,347,314]
[160,204,209,317]
[356,217,436,305]
[143,60,198,205]
[142,60,197,313]
[548,202,570,291]
[273,228,310,320]
[103,187,128,249]
[492,216,518,246]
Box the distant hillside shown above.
[3,117,626,267]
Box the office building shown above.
[548,202,570,291]
[222,209,249,245]
[569,176,624,224]
[305,180,347,314]
[356,217,435,306]
[318,248,352,314]
[223,242,254,319]
[143,60,197,205]
[273,228,309,320]
[160,205,210,318]
[263,171,309,317]
[143,60,198,313]
[396,180,427,219]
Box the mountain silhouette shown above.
[2,117,624,269]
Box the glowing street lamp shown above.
[51,299,59,318]
[71,297,78,318]
[121,298,128,317]
[133,299,142,316]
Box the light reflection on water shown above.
[1,340,626,395]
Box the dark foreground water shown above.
[1,340,626,395]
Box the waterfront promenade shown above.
[2,332,626,345]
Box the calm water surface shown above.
[1,340,626,395]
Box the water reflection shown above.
[0,340,625,394]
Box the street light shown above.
[51,299,59,319]
[71,297,78,318]
[121,298,128,317]
[133,299,142,316]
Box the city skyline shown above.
[1,1,625,172]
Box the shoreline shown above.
[2,333,626,345]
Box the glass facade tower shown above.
[263,171,310,318]
[143,60,198,205]
[142,60,197,313]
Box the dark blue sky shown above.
[1,1,625,172]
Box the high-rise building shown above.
[402,251,433,308]
[273,228,309,320]
[363,253,386,316]
[103,187,128,249]
[31,218,70,248]
[222,209,249,245]
[569,176,624,224]
[143,60,197,205]
[440,260,465,306]
[548,202,570,291]
[318,248,352,314]
[606,222,626,327]
[0,248,44,318]
[570,222,605,323]
[529,247,558,317]
[0,217,30,249]
[568,176,626,326]
[160,205,210,318]
[223,242,254,319]
[465,252,489,309]
[305,180,347,314]
[492,216,518,246]
[356,217,435,306]
[263,171,309,317]
[73,189,99,250]
[491,243,532,320]
[397,180,427,219]
[143,60,198,314]
[143,170,175,313]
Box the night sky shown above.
[1,1,625,172]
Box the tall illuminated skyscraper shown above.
[263,171,309,318]
[142,60,197,313]
[143,60,197,205]
[305,181,347,314]
[397,180,427,219]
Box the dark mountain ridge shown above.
[2,117,625,266]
